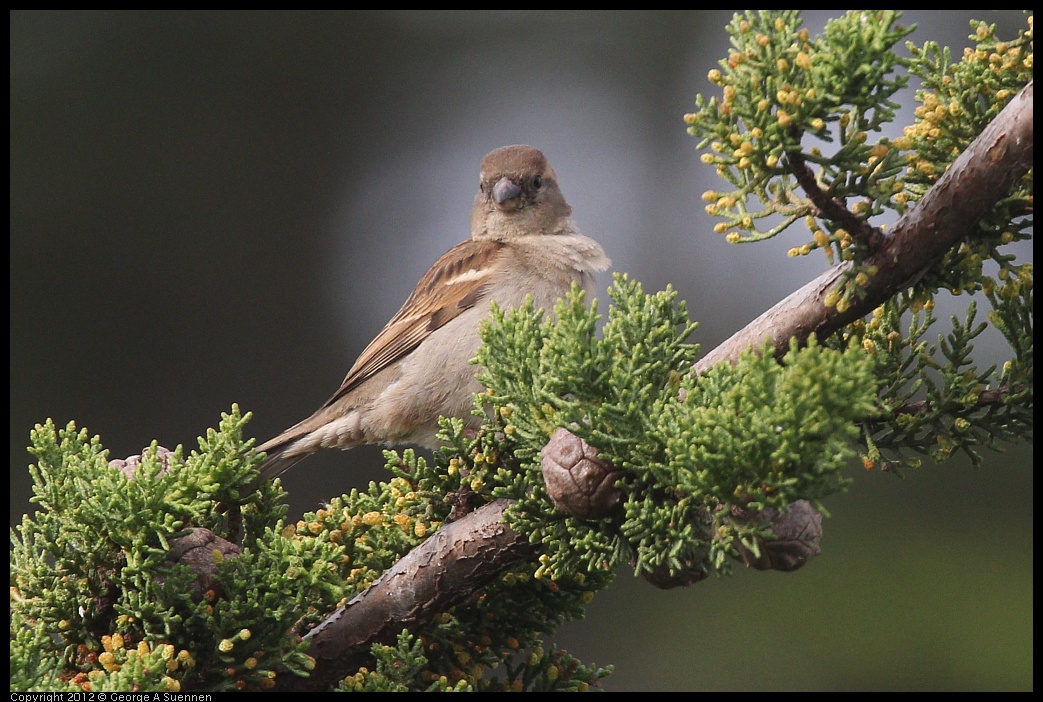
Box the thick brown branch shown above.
[275,498,533,691]
[696,81,1033,373]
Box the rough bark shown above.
[276,498,534,691]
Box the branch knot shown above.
[541,428,625,520]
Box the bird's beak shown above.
[492,176,522,209]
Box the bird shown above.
[256,145,610,482]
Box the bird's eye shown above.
[533,175,543,189]
[479,181,485,193]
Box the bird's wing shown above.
[321,238,505,408]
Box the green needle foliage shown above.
[10,409,613,692]
[685,10,1032,470]
[10,408,344,692]
[902,16,1034,296]
[472,276,878,580]
[687,11,914,257]
[11,10,1032,693]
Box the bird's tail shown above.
[254,400,373,484]
[253,406,359,484]
[254,439,306,484]
[253,421,320,483]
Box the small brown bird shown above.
[256,145,610,481]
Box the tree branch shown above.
[696,80,1033,373]
[276,498,533,691]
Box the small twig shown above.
[892,386,1017,417]
[786,146,884,250]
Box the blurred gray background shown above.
[11,11,1031,691]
